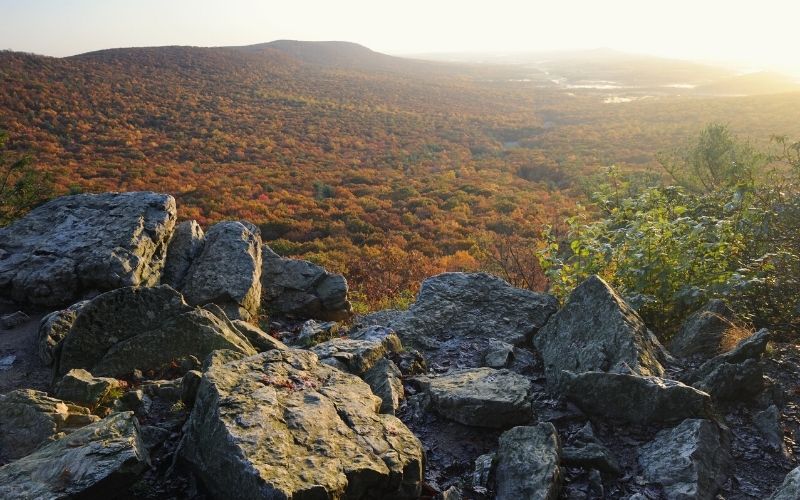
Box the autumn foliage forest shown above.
[2,41,800,311]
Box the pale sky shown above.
[2,0,799,75]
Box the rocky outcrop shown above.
[180,349,424,499]
[414,368,533,428]
[54,369,121,408]
[181,221,262,321]
[0,411,149,499]
[161,220,205,289]
[366,272,558,367]
[0,389,99,462]
[495,423,562,500]
[36,300,88,366]
[55,285,256,379]
[312,325,402,374]
[669,299,740,359]
[0,192,176,307]
[563,371,713,425]
[770,466,800,499]
[261,245,352,321]
[638,419,731,500]
[534,275,667,389]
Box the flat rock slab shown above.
[180,349,424,499]
[563,371,713,425]
[365,272,558,368]
[639,419,731,500]
[534,275,667,389]
[495,423,562,500]
[0,389,99,463]
[312,326,402,375]
[0,411,149,499]
[0,192,176,307]
[415,367,533,428]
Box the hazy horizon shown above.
[2,0,800,77]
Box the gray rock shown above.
[312,326,402,375]
[638,419,730,500]
[484,338,515,368]
[161,220,205,289]
[113,390,151,417]
[201,349,247,372]
[261,245,352,321]
[296,319,339,346]
[495,423,562,500]
[54,368,121,408]
[0,389,99,462]
[754,405,784,452]
[691,358,764,402]
[368,273,558,367]
[0,355,14,371]
[415,368,533,428]
[180,349,424,499]
[534,275,667,389]
[688,329,770,385]
[440,486,463,500]
[364,358,404,414]
[231,319,287,352]
[562,422,621,475]
[0,311,28,329]
[0,192,176,307]
[37,300,88,366]
[56,285,256,379]
[770,466,800,499]
[139,425,170,451]
[669,299,740,359]
[182,221,262,321]
[563,371,713,425]
[141,379,182,402]
[180,370,202,406]
[473,453,495,493]
[0,411,149,498]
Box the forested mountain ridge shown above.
[1,41,800,308]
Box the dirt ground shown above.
[0,310,51,395]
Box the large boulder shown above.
[367,272,558,367]
[0,192,176,307]
[161,220,205,289]
[180,349,424,499]
[261,245,352,321]
[0,411,149,499]
[638,419,731,500]
[414,367,533,428]
[534,275,667,389]
[563,371,713,425]
[0,389,99,462]
[770,467,800,499]
[55,285,256,379]
[182,221,262,322]
[691,358,764,403]
[36,300,88,366]
[669,299,741,359]
[495,423,562,500]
